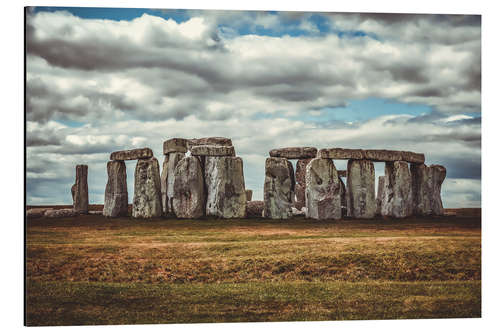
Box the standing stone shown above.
[376,176,386,215]
[410,164,433,216]
[263,157,294,219]
[103,161,128,217]
[166,152,185,214]
[346,159,376,218]
[430,164,446,215]
[205,156,247,218]
[339,177,347,217]
[72,165,88,213]
[172,156,205,218]
[246,189,253,201]
[381,161,413,218]
[132,157,162,218]
[160,156,169,215]
[294,159,312,209]
[294,184,306,210]
[305,158,342,220]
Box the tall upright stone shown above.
[339,176,347,216]
[346,159,376,218]
[246,189,253,201]
[263,157,294,219]
[172,156,205,218]
[72,164,88,213]
[165,152,185,214]
[295,158,312,209]
[305,158,342,220]
[103,161,128,217]
[205,156,247,218]
[381,161,413,218]
[376,176,386,215]
[410,164,433,216]
[132,157,162,218]
[430,164,446,215]
[160,155,169,215]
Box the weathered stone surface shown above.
[165,153,185,214]
[294,183,306,210]
[295,159,313,185]
[246,201,264,218]
[88,211,103,215]
[317,148,364,160]
[402,151,425,164]
[292,207,306,216]
[163,138,188,154]
[205,156,247,218]
[263,157,294,219]
[103,161,128,217]
[430,164,446,215]
[337,170,347,178]
[305,158,342,220]
[72,165,88,213]
[346,159,376,218]
[410,164,433,216]
[317,148,425,163]
[172,156,205,218]
[381,161,413,218]
[110,148,153,161]
[246,189,253,201]
[269,147,317,159]
[132,157,162,218]
[376,176,386,215]
[190,145,235,157]
[187,137,232,149]
[26,208,48,219]
[160,156,169,215]
[44,209,77,218]
[339,177,347,217]
[363,149,403,162]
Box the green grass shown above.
[25,214,481,325]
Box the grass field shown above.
[25,211,481,326]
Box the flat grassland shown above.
[26,211,481,326]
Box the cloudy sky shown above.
[25,6,481,207]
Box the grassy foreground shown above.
[26,213,481,325]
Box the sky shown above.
[25,7,481,207]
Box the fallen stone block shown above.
[292,207,306,216]
[246,201,264,218]
[110,148,153,161]
[103,161,129,217]
[172,156,205,218]
[26,208,48,219]
[381,161,413,218]
[263,157,294,219]
[190,145,235,157]
[163,138,188,154]
[89,211,103,215]
[346,159,376,218]
[44,209,78,218]
[269,147,317,159]
[317,148,364,160]
[72,164,89,214]
[132,157,162,218]
[205,156,247,218]
[305,158,342,220]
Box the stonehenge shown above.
[57,139,446,221]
